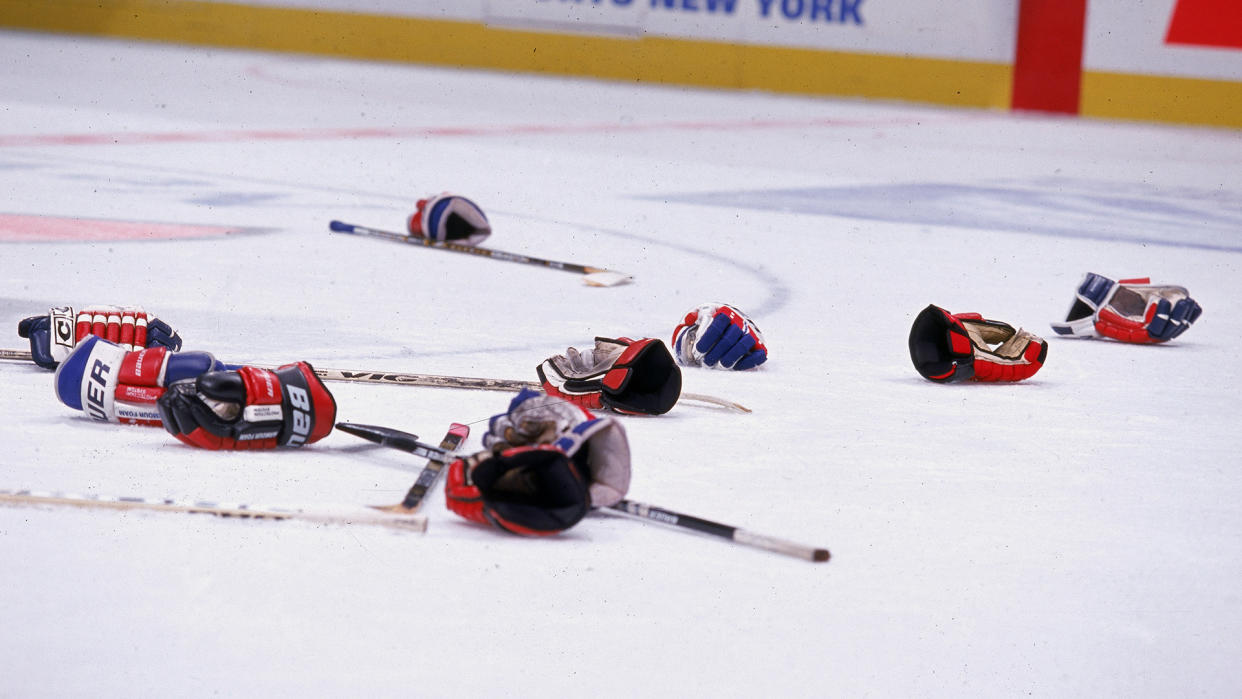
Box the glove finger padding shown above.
[406,192,491,246]
[1051,273,1203,343]
[445,446,591,536]
[157,362,336,450]
[909,304,1047,383]
[538,337,682,415]
[19,304,182,370]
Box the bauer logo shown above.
[284,385,312,447]
[86,358,111,422]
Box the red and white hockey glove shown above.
[18,304,182,370]
[483,388,632,506]
[537,337,682,416]
[1051,272,1202,343]
[53,335,223,425]
[909,304,1048,383]
[406,192,491,246]
[672,303,768,370]
[156,362,336,450]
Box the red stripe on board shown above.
[0,116,944,149]
[1011,0,1089,114]
[1166,0,1242,50]
[0,214,243,242]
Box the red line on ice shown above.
[0,214,243,242]
[0,116,935,148]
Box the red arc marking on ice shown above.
[0,116,940,148]
[0,214,245,242]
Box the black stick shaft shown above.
[609,499,830,563]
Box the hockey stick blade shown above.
[336,422,440,459]
[608,499,830,563]
[0,349,748,413]
[329,219,633,287]
[0,489,428,531]
[338,422,470,513]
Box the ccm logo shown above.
[284,385,312,446]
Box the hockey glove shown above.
[484,388,632,506]
[53,335,222,425]
[407,192,491,246]
[446,445,592,536]
[157,362,336,450]
[672,303,768,370]
[19,304,181,370]
[537,337,682,416]
[1051,272,1202,343]
[909,304,1048,383]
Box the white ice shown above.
[1,30,1240,697]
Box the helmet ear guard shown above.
[908,304,975,383]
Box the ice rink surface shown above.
[1,29,1240,697]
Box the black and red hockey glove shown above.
[157,362,336,449]
[19,304,181,370]
[445,445,591,536]
[908,304,1048,383]
[537,337,682,415]
[484,388,632,507]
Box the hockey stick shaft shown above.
[0,489,428,531]
[316,367,750,413]
[608,499,830,563]
[329,220,631,286]
[333,424,823,561]
[0,349,748,413]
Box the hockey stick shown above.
[315,367,750,413]
[336,422,470,514]
[607,500,829,563]
[0,489,428,531]
[329,220,633,287]
[337,423,826,562]
[0,349,749,413]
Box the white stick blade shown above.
[582,271,633,287]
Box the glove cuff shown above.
[54,335,126,420]
[908,305,975,383]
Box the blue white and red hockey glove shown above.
[672,303,767,370]
[1051,273,1202,343]
[909,304,1048,383]
[53,335,222,426]
[18,304,181,370]
[157,362,336,450]
[406,192,491,246]
[484,388,631,506]
[537,337,682,416]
